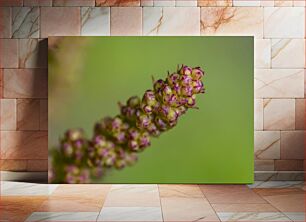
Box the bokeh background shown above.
[49,36,254,183]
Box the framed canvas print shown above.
[48,36,254,184]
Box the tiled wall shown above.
[0,0,305,180]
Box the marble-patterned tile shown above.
[263,99,295,130]
[39,99,48,130]
[264,7,305,38]
[98,207,163,221]
[0,196,47,222]
[255,99,263,130]
[295,99,305,130]
[154,0,176,6]
[1,181,58,196]
[17,99,40,130]
[19,39,48,68]
[143,7,200,35]
[274,0,293,6]
[141,0,154,6]
[212,203,278,212]
[254,131,280,160]
[304,70,306,98]
[280,131,304,159]
[111,7,142,35]
[0,99,17,130]
[3,69,48,98]
[255,171,304,181]
[38,196,104,212]
[233,0,260,6]
[255,188,305,212]
[0,69,3,98]
[198,0,232,6]
[255,69,304,98]
[248,181,304,189]
[200,7,263,38]
[260,0,274,6]
[176,0,197,6]
[275,160,304,171]
[96,0,140,6]
[24,0,52,6]
[27,159,48,171]
[199,185,266,204]
[283,212,305,222]
[53,0,95,6]
[272,39,305,68]
[26,212,99,221]
[0,131,48,159]
[0,0,22,6]
[254,160,274,171]
[81,7,110,36]
[0,7,11,38]
[103,184,160,207]
[255,39,271,68]
[217,212,291,221]
[0,39,18,68]
[161,197,220,221]
[159,184,204,198]
[0,159,27,171]
[12,7,39,38]
[41,7,80,38]
[293,0,305,6]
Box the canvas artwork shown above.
[48,37,254,184]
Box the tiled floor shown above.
[0,181,305,222]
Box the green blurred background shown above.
[49,36,254,183]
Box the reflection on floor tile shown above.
[25,212,99,221]
[212,203,278,212]
[98,207,163,221]
[217,212,291,221]
[1,181,58,196]
[248,181,304,188]
[283,212,305,222]
[103,184,160,207]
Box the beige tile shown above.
[254,160,274,171]
[3,69,47,98]
[233,0,260,6]
[161,197,219,221]
[304,70,306,98]
[217,212,291,221]
[103,184,160,207]
[141,0,153,6]
[53,0,95,6]
[264,7,305,38]
[0,69,3,98]
[39,99,48,130]
[41,7,80,38]
[0,39,18,68]
[0,0,22,6]
[280,131,304,159]
[96,0,140,6]
[295,99,305,130]
[17,99,40,130]
[255,69,304,98]
[272,39,305,68]
[261,0,274,6]
[0,99,16,130]
[255,39,271,68]
[19,39,48,68]
[154,0,175,6]
[255,99,263,130]
[198,0,232,6]
[263,99,295,130]
[23,0,52,6]
[0,131,48,159]
[111,7,142,35]
[143,7,200,36]
[52,184,111,198]
[159,184,204,198]
[274,0,293,6]
[254,131,280,160]
[12,7,39,38]
[0,7,11,38]
[212,203,278,212]
[199,185,266,204]
[200,7,263,38]
[293,0,306,6]
[0,159,27,171]
[81,7,110,36]
[176,0,197,6]
[275,160,304,171]
[27,159,48,171]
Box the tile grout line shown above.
[157,184,165,222]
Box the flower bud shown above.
[179,65,192,75]
[191,67,204,80]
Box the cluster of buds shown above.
[49,65,205,183]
